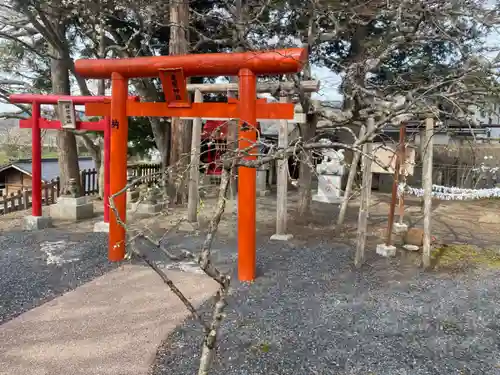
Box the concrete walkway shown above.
[0,264,218,375]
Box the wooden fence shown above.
[81,169,98,195]
[0,180,59,215]
[127,163,161,184]
[80,164,162,195]
[0,163,165,216]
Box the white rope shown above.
[401,183,500,200]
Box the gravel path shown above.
[0,229,115,324]
[152,240,500,375]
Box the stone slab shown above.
[376,243,397,257]
[0,265,218,375]
[270,233,294,241]
[24,215,52,231]
[312,194,342,204]
[403,244,420,252]
[93,221,110,233]
[129,202,165,214]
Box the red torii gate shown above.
[8,94,120,225]
[75,48,307,281]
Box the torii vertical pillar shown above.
[31,101,42,217]
[24,101,52,230]
[109,73,129,261]
[238,69,257,281]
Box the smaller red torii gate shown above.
[8,94,126,224]
[76,48,306,281]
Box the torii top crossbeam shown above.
[75,48,306,78]
[9,94,111,105]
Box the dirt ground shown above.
[2,189,500,268]
[2,190,500,244]
[4,190,500,374]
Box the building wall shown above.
[0,170,32,196]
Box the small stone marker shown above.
[393,222,408,234]
[403,244,420,252]
[312,141,345,204]
[376,243,397,257]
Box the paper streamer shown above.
[401,182,500,200]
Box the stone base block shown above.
[179,221,198,232]
[312,194,342,204]
[24,215,52,231]
[376,243,397,257]
[127,190,140,205]
[50,196,94,221]
[129,202,165,214]
[257,190,271,197]
[270,233,294,241]
[393,222,408,234]
[93,221,110,233]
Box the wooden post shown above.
[385,124,406,245]
[23,190,30,210]
[226,80,238,205]
[354,117,374,268]
[398,132,407,225]
[80,170,86,196]
[49,182,55,204]
[271,95,293,241]
[422,117,434,269]
[43,184,49,205]
[187,89,203,222]
[16,190,21,211]
[336,125,366,232]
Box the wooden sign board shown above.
[158,68,190,107]
[57,99,77,129]
[364,143,416,175]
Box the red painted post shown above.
[31,102,42,217]
[103,116,111,223]
[237,68,257,281]
[108,73,128,261]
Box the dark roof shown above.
[0,157,95,182]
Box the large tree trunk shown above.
[152,118,170,194]
[168,0,191,204]
[96,23,106,199]
[131,79,170,195]
[297,113,318,217]
[50,43,81,195]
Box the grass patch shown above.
[432,243,500,271]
